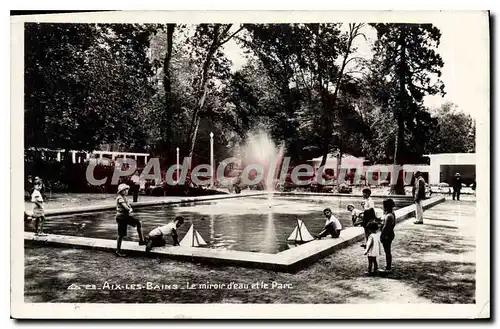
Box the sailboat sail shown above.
[180,224,207,247]
[195,230,207,246]
[287,219,314,242]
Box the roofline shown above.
[424,153,476,157]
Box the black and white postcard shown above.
[10,10,490,319]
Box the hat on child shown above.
[117,183,130,193]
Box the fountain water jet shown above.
[237,130,285,204]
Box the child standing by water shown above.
[31,183,45,235]
[115,183,145,257]
[364,221,382,276]
[380,198,396,272]
[360,188,376,247]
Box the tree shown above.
[316,23,366,172]
[96,23,159,151]
[161,24,176,157]
[428,102,476,153]
[185,24,243,159]
[370,23,445,194]
[25,23,99,151]
[25,23,159,155]
[291,23,366,176]
[240,23,366,166]
[238,24,305,158]
[221,60,276,137]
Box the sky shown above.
[221,19,487,120]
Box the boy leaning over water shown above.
[347,204,364,226]
[145,216,185,252]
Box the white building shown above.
[308,153,367,171]
[308,153,430,183]
[26,147,150,166]
[424,153,476,185]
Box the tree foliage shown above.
[369,23,446,193]
[428,102,476,154]
[25,22,475,190]
[25,23,158,153]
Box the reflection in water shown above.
[209,213,215,243]
[260,211,277,253]
[26,196,413,254]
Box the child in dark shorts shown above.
[145,216,185,252]
[115,183,145,257]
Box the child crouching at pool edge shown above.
[145,216,185,252]
[347,204,364,226]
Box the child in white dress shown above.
[364,221,382,276]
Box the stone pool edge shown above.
[30,192,268,217]
[277,192,414,199]
[279,196,445,271]
[24,196,445,273]
[33,191,412,217]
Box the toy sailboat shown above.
[287,218,314,242]
[179,224,207,247]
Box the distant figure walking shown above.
[452,173,462,201]
[131,171,140,203]
[412,171,426,224]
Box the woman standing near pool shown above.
[380,198,396,272]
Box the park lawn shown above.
[24,203,475,304]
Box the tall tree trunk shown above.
[283,86,298,159]
[185,24,241,159]
[186,47,216,158]
[319,128,331,167]
[163,24,175,158]
[320,24,357,167]
[390,27,407,195]
[319,90,331,167]
[185,26,220,159]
